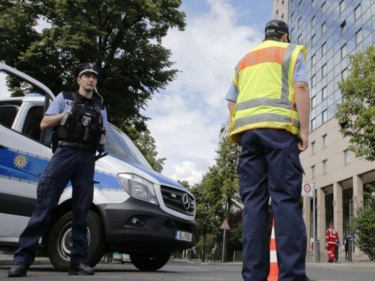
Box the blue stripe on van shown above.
[0,147,121,189]
[0,147,48,183]
[0,146,184,192]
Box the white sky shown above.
[144,0,270,185]
[0,0,272,186]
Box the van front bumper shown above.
[98,197,196,253]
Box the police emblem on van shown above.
[14,155,28,169]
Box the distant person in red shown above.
[326,222,339,263]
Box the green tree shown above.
[190,138,241,262]
[0,0,185,132]
[336,45,375,161]
[352,185,375,260]
[177,180,190,189]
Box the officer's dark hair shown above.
[265,32,284,42]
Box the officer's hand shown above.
[297,132,309,152]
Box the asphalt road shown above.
[1,259,375,281]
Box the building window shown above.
[323,160,328,174]
[298,17,302,28]
[322,110,328,123]
[321,22,326,35]
[311,118,316,131]
[311,141,316,154]
[291,12,294,22]
[340,20,346,36]
[299,0,302,11]
[311,74,316,87]
[321,2,326,14]
[311,54,316,67]
[311,165,316,179]
[342,68,348,80]
[344,150,350,165]
[311,96,316,109]
[322,86,327,99]
[323,134,327,148]
[339,0,345,13]
[354,4,361,21]
[356,29,363,45]
[281,13,284,20]
[311,16,315,29]
[311,0,315,8]
[341,44,347,59]
[322,64,327,77]
[322,42,326,56]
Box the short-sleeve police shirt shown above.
[45,92,109,132]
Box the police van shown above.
[0,62,195,271]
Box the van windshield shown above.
[104,124,153,170]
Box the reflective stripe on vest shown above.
[228,41,306,144]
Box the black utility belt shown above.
[58,141,94,151]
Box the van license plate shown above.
[175,231,192,242]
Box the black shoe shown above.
[68,263,95,275]
[8,264,27,277]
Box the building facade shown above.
[274,0,375,257]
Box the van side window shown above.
[0,105,19,128]
[22,106,44,141]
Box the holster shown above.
[51,131,58,153]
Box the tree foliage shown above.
[336,46,375,161]
[0,0,186,132]
[352,185,375,260]
[190,138,241,261]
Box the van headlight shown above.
[118,174,158,205]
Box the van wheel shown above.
[130,252,170,271]
[47,211,106,271]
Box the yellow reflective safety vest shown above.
[228,40,307,145]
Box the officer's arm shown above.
[228,100,236,116]
[294,81,310,152]
[40,112,67,130]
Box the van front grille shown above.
[160,186,195,216]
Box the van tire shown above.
[130,252,170,271]
[47,210,106,271]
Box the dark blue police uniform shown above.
[14,144,95,267]
[11,63,107,276]
[239,129,307,281]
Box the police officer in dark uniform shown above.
[8,63,109,277]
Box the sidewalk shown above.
[305,249,371,264]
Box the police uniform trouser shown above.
[239,129,307,281]
[14,146,95,267]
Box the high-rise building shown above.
[273,0,375,258]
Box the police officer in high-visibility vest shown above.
[226,20,311,281]
[9,63,109,277]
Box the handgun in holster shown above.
[51,130,58,153]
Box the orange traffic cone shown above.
[268,219,278,281]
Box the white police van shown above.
[0,62,195,271]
